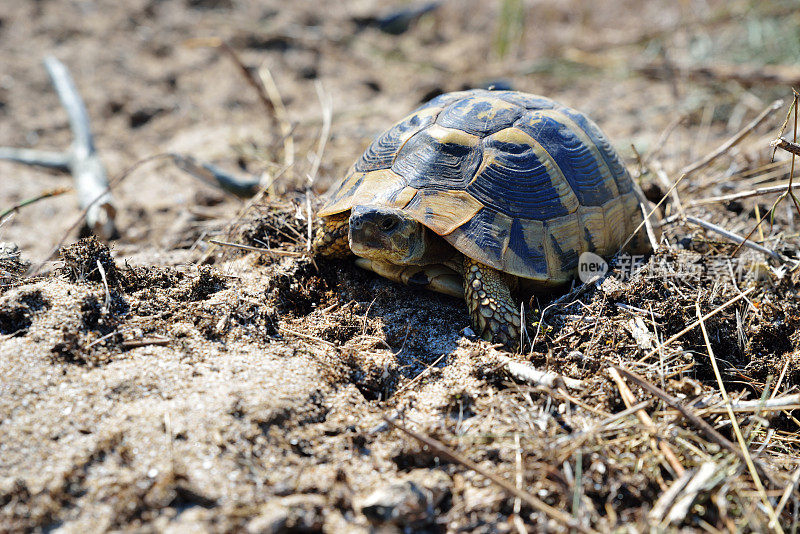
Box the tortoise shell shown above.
[318,89,650,285]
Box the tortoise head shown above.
[348,205,428,265]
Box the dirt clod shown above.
[0,289,49,335]
[59,236,118,286]
[0,242,29,292]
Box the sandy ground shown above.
[2,1,800,532]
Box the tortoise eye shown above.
[381,217,398,231]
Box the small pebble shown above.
[567,350,586,361]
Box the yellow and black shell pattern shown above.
[318,89,650,285]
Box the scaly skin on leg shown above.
[463,257,521,349]
[312,212,352,258]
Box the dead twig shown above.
[45,56,116,239]
[278,325,335,348]
[0,56,117,239]
[308,81,332,187]
[642,114,685,166]
[638,62,800,89]
[680,99,783,177]
[0,148,71,170]
[684,215,782,262]
[632,184,661,250]
[170,154,260,198]
[555,399,654,449]
[83,329,121,350]
[689,393,800,414]
[691,182,800,205]
[696,301,783,532]
[637,288,755,364]
[28,152,176,276]
[354,2,441,34]
[188,38,289,199]
[196,163,294,266]
[306,81,333,253]
[207,239,301,257]
[393,353,448,396]
[611,364,780,488]
[186,38,277,125]
[653,160,685,221]
[96,259,111,314]
[615,171,685,257]
[657,462,719,526]
[732,93,799,258]
[772,137,800,158]
[382,416,599,534]
[511,433,526,534]
[493,353,583,390]
[258,64,295,193]
[608,367,685,477]
[120,337,170,349]
[648,469,693,524]
[775,466,800,518]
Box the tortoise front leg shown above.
[312,212,351,258]
[463,257,521,349]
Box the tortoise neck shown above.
[413,228,459,266]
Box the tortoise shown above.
[313,89,651,348]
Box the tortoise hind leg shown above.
[312,212,351,258]
[463,258,521,349]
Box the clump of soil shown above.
[5,240,278,366]
[0,242,29,293]
[0,288,49,336]
[59,236,119,286]
[49,290,127,365]
[118,264,184,294]
[184,266,228,301]
[237,204,308,250]
[265,258,333,316]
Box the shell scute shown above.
[436,95,523,136]
[514,110,618,207]
[467,127,579,221]
[492,90,558,111]
[505,217,548,277]
[391,125,483,190]
[354,107,438,172]
[556,106,633,195]
[543,214,583,280]
[449,208,507,266]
